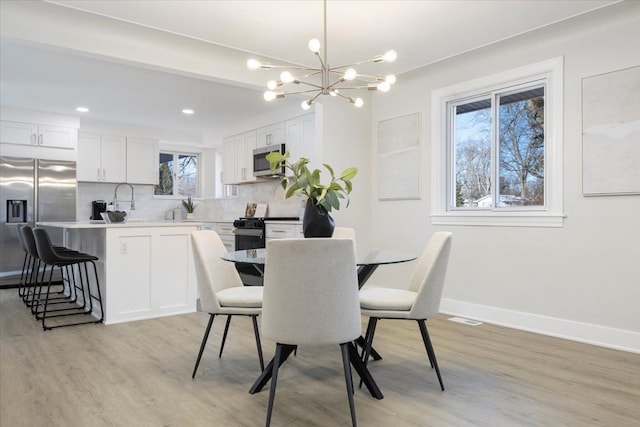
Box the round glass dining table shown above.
[222,247,416,400]
[222,248,416,288]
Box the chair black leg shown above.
[359,317,378,388]
[341,343,357,427]
[192,314,216,379]
[265,343,284,427]
[417,319,444,391]
[219,315,232,358]
[252,315,265,371]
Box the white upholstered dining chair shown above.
[332,226,357,254]
[190,230,264,378]
[262,238,361,427]
[359,231,452,390]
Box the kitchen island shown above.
[38,221,199,324]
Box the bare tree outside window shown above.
[155,151,199,197]
[451,85,545,209]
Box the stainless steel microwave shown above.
[253,144,286,177]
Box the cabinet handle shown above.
[266,134,272,145]
[97,168,101,180]
[272,230,287,233]
[38,134,43,145]
[31,133,37,145]
[103,168,106,181]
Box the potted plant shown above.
[182,196,196,219]
[266,151,357,237]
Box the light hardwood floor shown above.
[1,289,638,426]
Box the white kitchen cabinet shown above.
[265,222,303,242]
[284,113,315,162]
[235,130,257,183]
[200,221,235,251]
[77,132,127,182]
[126,137,158,184]
[221,136,235,185]
[1,120,76,149]
[222,131,256,184]
[257,122,284,148]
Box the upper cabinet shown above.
[1,120,77,160]
[222,113,315,185]
[77,132,158,184]
[285,113,315,162]
[126,137,158,185]
[257,122,284,148]
[222,131,257,184]
[78,132,127,183]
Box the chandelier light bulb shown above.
[247,58,262,70]
[351,97,364,108]
[280,71,295,83]
[329,89,339,96]
[385,74,397,85]
[344,68,357,81]
[267,80,278,90]
[264,91,277,102]
[376,81,391,92]
[382,50,397,63]
[308,38,321,54]
[301,100,312,110]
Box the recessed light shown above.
[182,109,195,115]
[76,106,89,113]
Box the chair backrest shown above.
[190,230,244,313]
[20,225,39,259]
[32,228,60,264]
[332,227,357,254]
[262,238,361,345]
[408,232,453,319]
[16,224,26,253]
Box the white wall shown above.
[369,1,640,352]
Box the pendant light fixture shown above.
[246,0,397,110]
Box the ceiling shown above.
[0,0,619,141]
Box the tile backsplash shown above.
[77,180,302,222]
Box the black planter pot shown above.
[302,198,335,238]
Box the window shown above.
[431,57,564,227]
[155,151,200,197]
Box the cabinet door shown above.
[222,137,236,184]
[257,122,285,147]
[0,121,38,146]
[234,134,247,182]
[285,113,315,164]
[127,137,158,184]
[100,135,127,183]
[242,131,257,182]
[39,125,76,149]
[77,132,102,181]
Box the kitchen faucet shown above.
[113,182,136,211]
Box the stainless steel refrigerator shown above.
[0,156,76,284]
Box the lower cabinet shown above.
[265,222,303,243]
[65,224,198,325]
[200,221,235,251]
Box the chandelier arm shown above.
[281,89,324,96]
[291,80,324,90]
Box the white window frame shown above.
[154,147,201,199]
[431,57,565,227]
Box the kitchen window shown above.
[431,57,564,227]
[154,151,200,197]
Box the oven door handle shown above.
[233,229,264,238]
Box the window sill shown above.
[431,212,565,228]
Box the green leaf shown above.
[340,167,358,181]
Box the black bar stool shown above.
[19,226,80,311]
[32,228,104,330]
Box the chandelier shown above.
[246,0,397,110]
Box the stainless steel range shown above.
[232,216,298,285]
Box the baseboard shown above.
[440,298,640,354]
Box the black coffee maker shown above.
[91,200,107,220]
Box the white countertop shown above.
[38,220,202,229]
